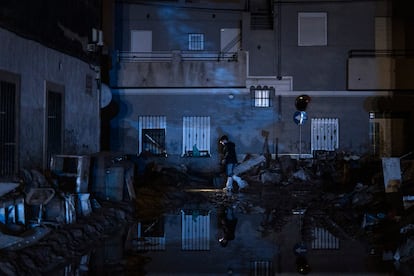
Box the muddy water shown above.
[50,222,151,275]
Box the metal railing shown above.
[117,50,238,62]
[348,49,414,58]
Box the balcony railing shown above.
[112,50,246,87]
[348,49,414,58]
[116,50,238,63]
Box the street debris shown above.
[0,150,413,274]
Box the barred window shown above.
[188,33,204,50]
[138,116,167,156]
[311,118,339,152]
[182,116,210,157]
[251,86,274,107]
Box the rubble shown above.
[0,150,413,274]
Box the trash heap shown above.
[0,150,413,274]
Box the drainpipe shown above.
[275,0,282,80]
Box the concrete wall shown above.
[0,28,100,170]
[109,89,387,172]
[276,1,376,90]
[114,1,377,87]
[112,51,247,88]
[108,1,414,173]
[115,3,244,52]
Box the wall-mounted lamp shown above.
[228,93,234,99]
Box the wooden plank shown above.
[125,167,136,200]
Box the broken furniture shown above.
[90,152,136,201]
[50,154,90,193]
[0,182,25,227]
[50,154,93,218]
[25,188,55,226]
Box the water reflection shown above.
[52,204,280,275]
[52,222,151,275]
[217,204,237,247]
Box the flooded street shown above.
[49,222,148,276]
[1,155,414,275]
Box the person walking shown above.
[219,135,248,193]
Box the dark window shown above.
[142,128,166,156]
[47,90,63,168]
[0,80,17,177]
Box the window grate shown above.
[138,116,166,156]
[188,33,204,50]
[181,209,210,251]
[182,116,210,157]
[136,219,166,251]
[311,118,339,152]
[311,227,340,250]
[47,90,63,168]
[0,80,17,177]
[250,260,273,276]
[142,128,166,156]
[251,86,274,107]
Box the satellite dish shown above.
[100,83,112,108]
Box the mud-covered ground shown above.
[1,153,413,275]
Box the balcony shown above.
[111,50,247,88]
[348,50,414,91]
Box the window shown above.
[181,209,210,250]
[298,12,327,46]
[136,218,166,251]
[0,72,19,177]
[369,112,380,156]
[46,83,64,169]
[142,128,166,156]
[138,116,167,156]
[311,118,339,153]
[183,116,210,157]
[251,86,274,107]
[368,112,407,157]
[188,33,204,50]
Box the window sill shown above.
[183,151,210,158]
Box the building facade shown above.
[108,0,414,172]
[1,1,413,177]
[0,0,104,178]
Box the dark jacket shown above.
[222,141,238,164]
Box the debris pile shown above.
[0,150,413,274]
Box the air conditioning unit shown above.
[87,44,96,52]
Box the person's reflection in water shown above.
[217,205,238,247]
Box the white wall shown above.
[0,27,100,169]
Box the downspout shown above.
[276,0,282,80]
[274,0,282,158]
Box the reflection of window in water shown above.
[181,209,211,251]
[136,218,166,251]
[140,218,165,237]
